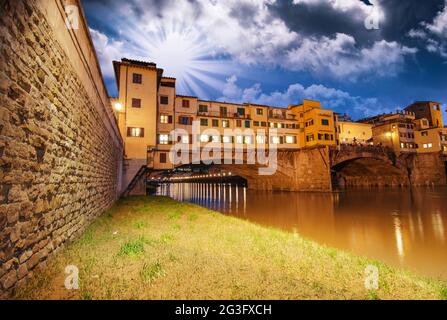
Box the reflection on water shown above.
[157,183,447,279]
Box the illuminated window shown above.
[159,134,169,144]
[212,135,220,143]
[271,136,280,144]
[181,135,189,144]
[277,123,283,129]
[256,135,265,144]
[286,135,296,144]
[127,127,144,137]
[421,131,428,136]
[200,135,209,143]
[222,136,231,143]
[423,143,433,149]
[222,120,229,128]
[160,115,169,123]
[235,135,243,144]
[256,108,263,115]
[244,136,252,144]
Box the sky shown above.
[82,0,447,120]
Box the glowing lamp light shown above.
[113,102,123,111]
[385,132,393,137]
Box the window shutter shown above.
[140,128,144,137]
[168,115,173,123]
[127,127,132,137]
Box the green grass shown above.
[14,196,447,300]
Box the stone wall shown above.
[410,153,447,186]
[0,0,123,297]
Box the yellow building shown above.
[111,59,338,178]
[414,118,447,153]
[336,121,373,145]
[360,111,417,154]
[405,101,443,128]
[289,100,336,147]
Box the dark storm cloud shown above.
[378,0,445,41]
[267,0,444,46]
[268,0,381,46]
[229,2,259,28]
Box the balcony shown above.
[268,113,296,121]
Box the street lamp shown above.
[113,102,123,111]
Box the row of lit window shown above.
[157,134,297,145]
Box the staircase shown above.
[121,165,149,197]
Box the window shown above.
[421,131,428,136]
[270,136,280,144]
[306,134,314,142]
[199,104,208,113]
[159,134,169,144]
[245,120,250,128]
[161,81,175,88]
[261,121,267,127]
[160,115,172,124]
[236,120,242,127]
[200,118,208,126]
[220,106,227,116]
[212,135,220,143]
[237,108,245,116]
[179,116,191,125]
[127,127,144,137]
[285,135,296,144]
[244,136,252,144]
[222,120,229,128]
[321,119,329,126]
[305,119,314,127]
[277,123,283,129]
[132,73,142,84]
[159,152,167,163]
[256,135,266,144]
[235,135,244,144]
[253,121,259,126]
[181,135,189,144]
[256,108,263,115]
[270,122,275,128]
[200,135,209,143]
[324,133,330,140]
[132,98,141,108]
[222,136,231,143]
[160,96,168,105]
[212,119,219,127]
[182,99,190,108]
[423,143,433,149]
[318,133,323,140]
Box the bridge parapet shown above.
[329,145,396,167]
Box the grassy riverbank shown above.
[16,196,447,300]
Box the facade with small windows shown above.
[336,121,373,145]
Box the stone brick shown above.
[0,270,17,290]
[0,0,123,295]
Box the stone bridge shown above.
[164,144,447,191]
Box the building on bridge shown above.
[110,58,337,181]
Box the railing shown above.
[268,113,296,120]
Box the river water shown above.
[157,183,447,279]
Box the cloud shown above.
[217,75,392,118]
[285,33,416,80]
[406,0,447,58]
[85,0,417,83]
